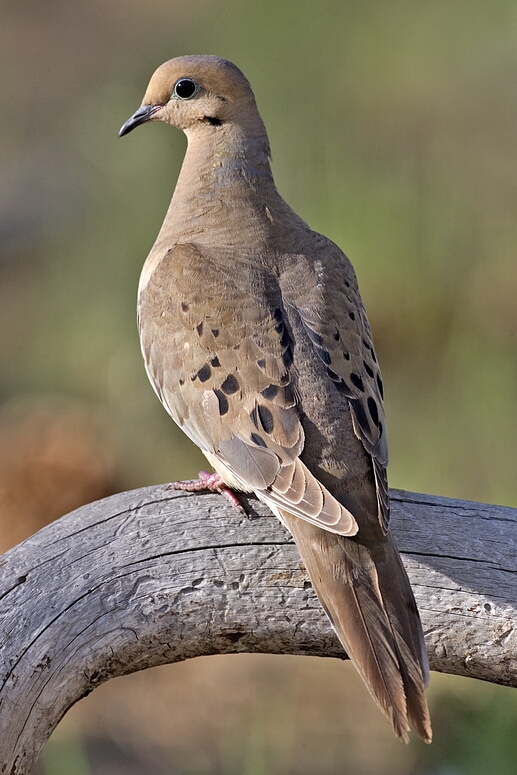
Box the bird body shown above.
[120,55,431,742]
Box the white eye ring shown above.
[172,78,200,100]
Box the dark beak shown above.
[118,104,162,137]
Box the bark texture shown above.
[1,485,516,772]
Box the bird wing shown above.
[277,246,430,740]
[138,242,358,536]
[280,244,390,531]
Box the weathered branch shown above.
[1,485,516,772]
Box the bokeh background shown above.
[2,1,517,773]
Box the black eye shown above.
[173,78,199,100]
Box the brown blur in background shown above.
[2,1,517,773]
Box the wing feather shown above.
[138,243,358,536]
[281,248,390,531]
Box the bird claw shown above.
[171,470,246,514]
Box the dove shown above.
[119,55,431,742]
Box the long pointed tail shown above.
[281,512,432,743]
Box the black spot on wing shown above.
[257,405,274,434]
[367,395,380,427]
[250,405,275,434]
[250,407,259,429]
[250,432,268,448]
[363,360,374,378]
[214,389,229,415]
[350,373,365,392]
[376,373,384,399]
[211,356,221,368]
[221,374,239,394]
[261,384,279,400]
[196,322,203,336]
[283,383,296,405]
[197,364,212,383]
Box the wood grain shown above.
[1,485,516,772]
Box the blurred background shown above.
[2,0,517,772]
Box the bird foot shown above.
[171,470,246,514]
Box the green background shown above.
[2,1,517,773]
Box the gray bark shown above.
[0,485,516,773]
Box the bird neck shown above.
[162,123,287,246]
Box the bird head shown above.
[119,55,265,139]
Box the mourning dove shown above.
[119,55,431,743]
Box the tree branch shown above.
[1,485,516,773]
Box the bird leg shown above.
[171,470,246,513]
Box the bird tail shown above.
[280,512,432,743]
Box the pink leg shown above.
[172,470,245,513]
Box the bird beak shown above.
[118,104,163,137]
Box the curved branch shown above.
[1,485,516,772]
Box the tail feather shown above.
[281,511,432,743]
[379,541,431,741]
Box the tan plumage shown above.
[120,55,431,742]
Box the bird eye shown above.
[172,78,199,100]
